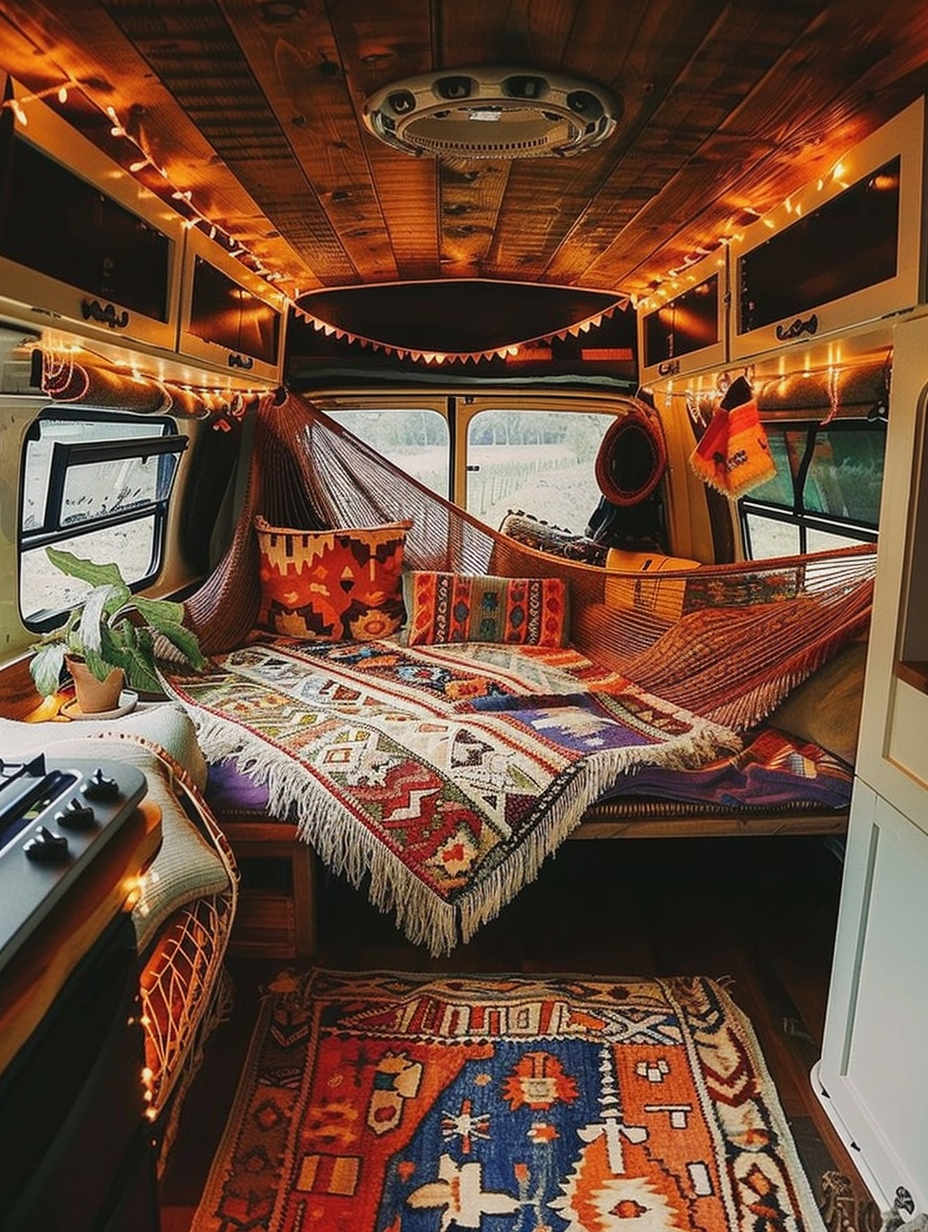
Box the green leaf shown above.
[124,656,162,694]
[45,548,127,590]
[98,621,133,670]
[130,595,189,631]
[39,548,204,684]
[30,643,67,696]
[153,619,206,669]
[119,628,162,692]
[83,646,124,683]
[134,626,155,659]
[101,583,133,615]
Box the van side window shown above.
[740,420,885,558]
[19,410,186,628]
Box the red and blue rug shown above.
[191,969,826,1232]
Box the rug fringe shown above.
[187,708,459,953]
[456,711,737,945]
[187,703,736,957]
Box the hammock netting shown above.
[181,390,876,734]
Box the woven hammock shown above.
[181,390,876,733]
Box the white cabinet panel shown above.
[816,781,928,1218]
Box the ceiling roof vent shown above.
[363,67,619,160]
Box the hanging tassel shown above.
[689,400,733,494]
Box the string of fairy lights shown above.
[0,72,881,367]
[1,80,297,290]
[628,163,852,313]
[0,77,627,364]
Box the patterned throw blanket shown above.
[164,638,738,954]
[595,727,853,811]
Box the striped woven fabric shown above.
[403,570,569,647]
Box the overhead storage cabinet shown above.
[636,248,728,384]
[177,226,286,385]
[730,97,928,361]
[0,74,184,354]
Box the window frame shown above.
[460,400,621,535]
[307,386,696,547]
[19,408,186,630]
[310,393,454,499]
[739,418,884,557]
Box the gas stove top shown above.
[0,751,147,974]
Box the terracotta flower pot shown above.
[66,656,125,714]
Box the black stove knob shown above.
[82,768,120,802]
[24,825,70,863]
[56,798,97,829]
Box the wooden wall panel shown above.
[0,0,315,287]
[215,0,400,285]
[544,2,828,290]
[328,0,441,282]
[483,0,730,285]
[437,0,581,70]
[585,0,928,296]
[97,0,359,283]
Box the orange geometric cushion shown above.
[255,517,412,642]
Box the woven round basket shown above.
[594,405,667,506]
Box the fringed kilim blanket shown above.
[594,727,854,812]
[163,638,738,954]
[191,968,828,1232]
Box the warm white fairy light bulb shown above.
[0,79,316,321]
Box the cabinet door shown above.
[816,781,928,1217]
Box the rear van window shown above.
[464,408,613,532]
[324,407,451,498]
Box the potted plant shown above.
[30,548,206,714]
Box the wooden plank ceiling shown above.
[3,0,928,311]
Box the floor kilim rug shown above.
[191,969,827,1232]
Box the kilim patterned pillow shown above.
[404,570,569,647]
[255,516,412,641]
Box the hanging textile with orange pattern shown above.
[689,374,778,499]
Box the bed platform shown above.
[574,800,848,839]
[205,802,849,959]
[0,391,870,959]
[202,708,854,958]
